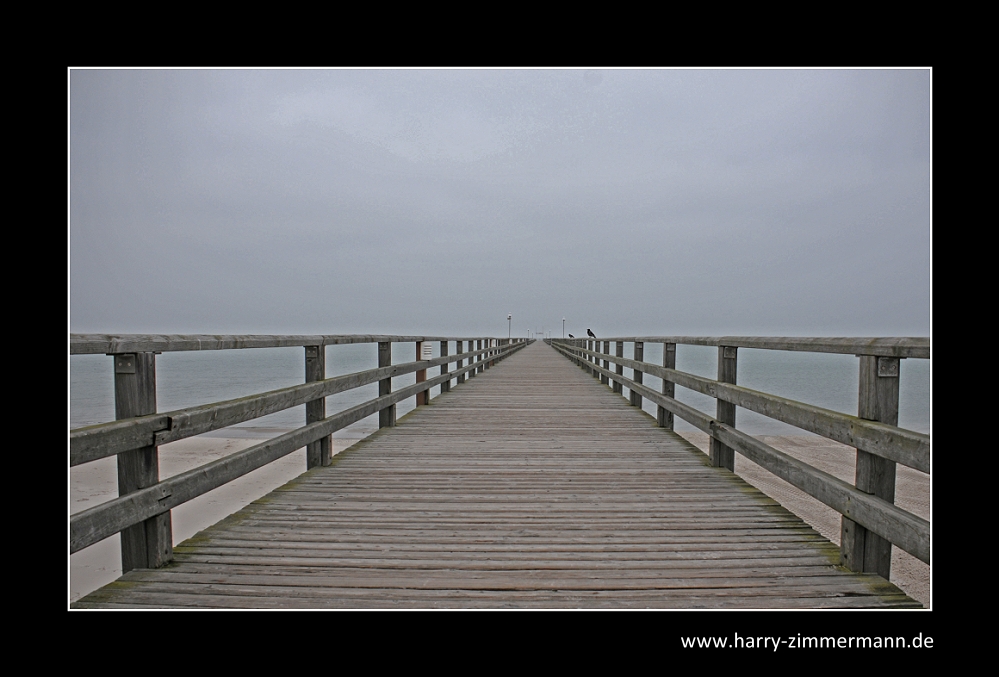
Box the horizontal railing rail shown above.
[581,336,929,359]
[562,344,928,472]
[548,336,930,579]
[70,335,530,565]
[71,345,500,466]
[70,333,496,355]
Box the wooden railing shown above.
[70,334,530,571]
[548,336,930,580]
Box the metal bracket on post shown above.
[841,355,901,579]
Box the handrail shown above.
[548,336,930,577]
[70,333,501,355]
[70,336,529,561]
[588,336,929,359]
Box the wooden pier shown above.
[70,335,928,609]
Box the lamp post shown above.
[507,313,511,340]
[562,317,565,339]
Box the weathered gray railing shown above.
[70,334,529,571]
[548,336,929,580]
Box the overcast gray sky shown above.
[69,69,930,339]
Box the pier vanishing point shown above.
[70,334,929,609]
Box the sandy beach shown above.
[71,429,929,607]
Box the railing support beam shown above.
[378,342,395,428]
[841,356,900,578]
[440,341,450,392]
[658,343,676,429]
[710,346,737,470]
[614,341,624,394]
[305,345,331,468]
[113,351,172,571]
[416,342,428,406]
[630,342,644,407]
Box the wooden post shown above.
[630,342,644,407]
[841,355,900,578]
[305,345,331,468]
[416,341,427,406]
[440,340,450,393]
[710,346,737,471]
[457,341,465,384]
[113,352,172,572]
[658,343,676,429]
[614,341,624,394]
[378,341,395,428]
[601,341,609,385]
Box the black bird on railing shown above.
[587,329,596,339]
[568,334,575,338]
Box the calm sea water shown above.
[69,341,930,437]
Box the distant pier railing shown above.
[548,335,930,581]
[70,334,530,572]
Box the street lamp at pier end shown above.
[562,317,565,339]
[508,313,512,340]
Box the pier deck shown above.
[74,342,918,608]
